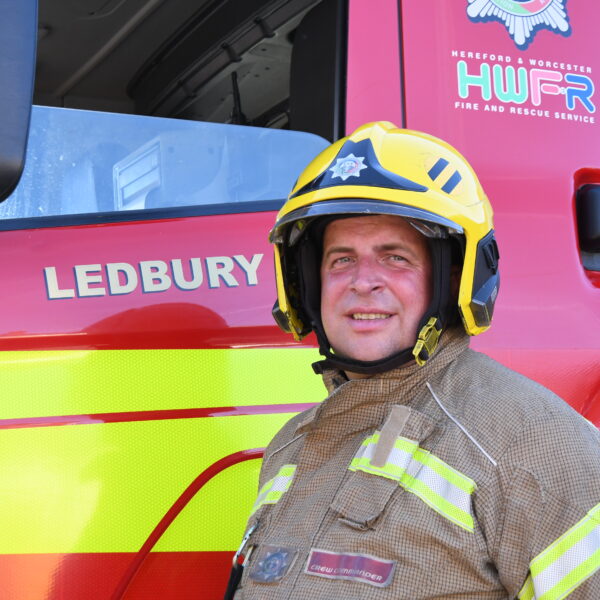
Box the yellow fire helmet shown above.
[270,121,499,374]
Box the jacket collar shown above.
[295,327,469,435]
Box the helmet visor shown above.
[270,199,463,245]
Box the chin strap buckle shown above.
[413,317,442,366]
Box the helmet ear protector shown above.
[270,122,499,373]
[470,230,500,328]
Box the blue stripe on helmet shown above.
[442,170,462,194]
[428,158,449,181]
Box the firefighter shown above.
[227,122,600,599]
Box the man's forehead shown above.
[322,214,426,248]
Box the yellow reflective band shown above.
[518,575,535,600]
[521,502,600,600]
[349,432,476,531]
[0,348,321,418]
[0,348,321,554]
[250,465,297,516]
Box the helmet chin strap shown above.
[308,237,454,376]
[311,337,418,375]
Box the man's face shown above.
[320,215,432,369]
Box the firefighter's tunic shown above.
[235,329,600,599]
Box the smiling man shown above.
[226,122,600,600]
[320,215,432,370]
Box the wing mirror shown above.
[0,0,37,201]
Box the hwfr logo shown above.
[456,59,595,114]
[467,0,571,50]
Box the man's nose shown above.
[350,259,384,294]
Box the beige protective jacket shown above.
[234,330,600,599]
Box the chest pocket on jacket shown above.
[330,468,400,530]
[331,405,476,533]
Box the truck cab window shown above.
[1,0,344,223]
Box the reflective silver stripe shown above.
[411,459,472,518]
[250,464,297,516]
[350,432,476,531]
[525,504,600,600]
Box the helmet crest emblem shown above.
[329,153,368,181]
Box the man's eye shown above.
[331,256,352,267]
[388,254,407,263]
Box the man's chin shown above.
[331,345,407,364]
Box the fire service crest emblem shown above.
[466,0,571,49]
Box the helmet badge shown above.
[329,153,368,181]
